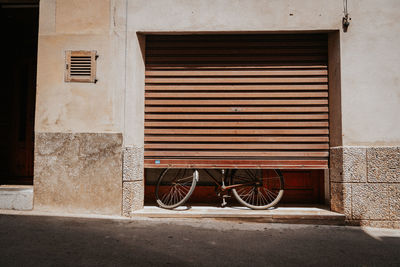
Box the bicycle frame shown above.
[202,169,257,204]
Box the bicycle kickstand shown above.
[220,169,229,208]
[221,196,228,207]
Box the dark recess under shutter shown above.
[144,34,329,169]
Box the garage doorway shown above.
[143,33,329,206]
[0,1,39,185]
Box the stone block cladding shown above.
[122,146,144,216]
[330,147,400,229]
[34,133,123,215]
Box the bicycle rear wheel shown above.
[155,168,198,209]
[230,169,284,210]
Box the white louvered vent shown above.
[65,50,97,83]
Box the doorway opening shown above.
[143,33,330,208]
[0,1,39,185]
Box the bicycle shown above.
[155,168,284,210]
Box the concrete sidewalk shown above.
[0,204,346,226]
[0,214,399,266]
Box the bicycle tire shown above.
[155,168,198,209]
[230,169,284,210]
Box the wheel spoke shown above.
[164,190,172,205]
[262,187,274,203]
[259,189,269,204]
[169,187,175,205]
[176,176,194,183]
[242,188,252,203]
[175,186,185,200]
[176,184,190,195]
[161,191,169,204]
[234,176,251,183]
[245,169,257,181]
[264,187,277,201]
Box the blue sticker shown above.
[155,160,160,164]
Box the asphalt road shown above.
[0,215,399,267]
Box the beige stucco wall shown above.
[340,0,400,146]
[36,0,126,133]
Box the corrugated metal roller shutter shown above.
[144,34,329,169]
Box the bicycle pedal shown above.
[217,192,231,198]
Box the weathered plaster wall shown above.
[36,0,126,133]
[35,0,126,214]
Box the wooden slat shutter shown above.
[144,34,329,169]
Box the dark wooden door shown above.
[0,4,38,184]
[280,170,325,203]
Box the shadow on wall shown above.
[0,215,399,266]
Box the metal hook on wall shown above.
[343,0,351,32]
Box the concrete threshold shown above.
[0,185,33,210]
[133,205,346,226]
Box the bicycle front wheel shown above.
[155,168,198,209]
[230,169,284,210]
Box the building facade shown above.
[7,0,399,227]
